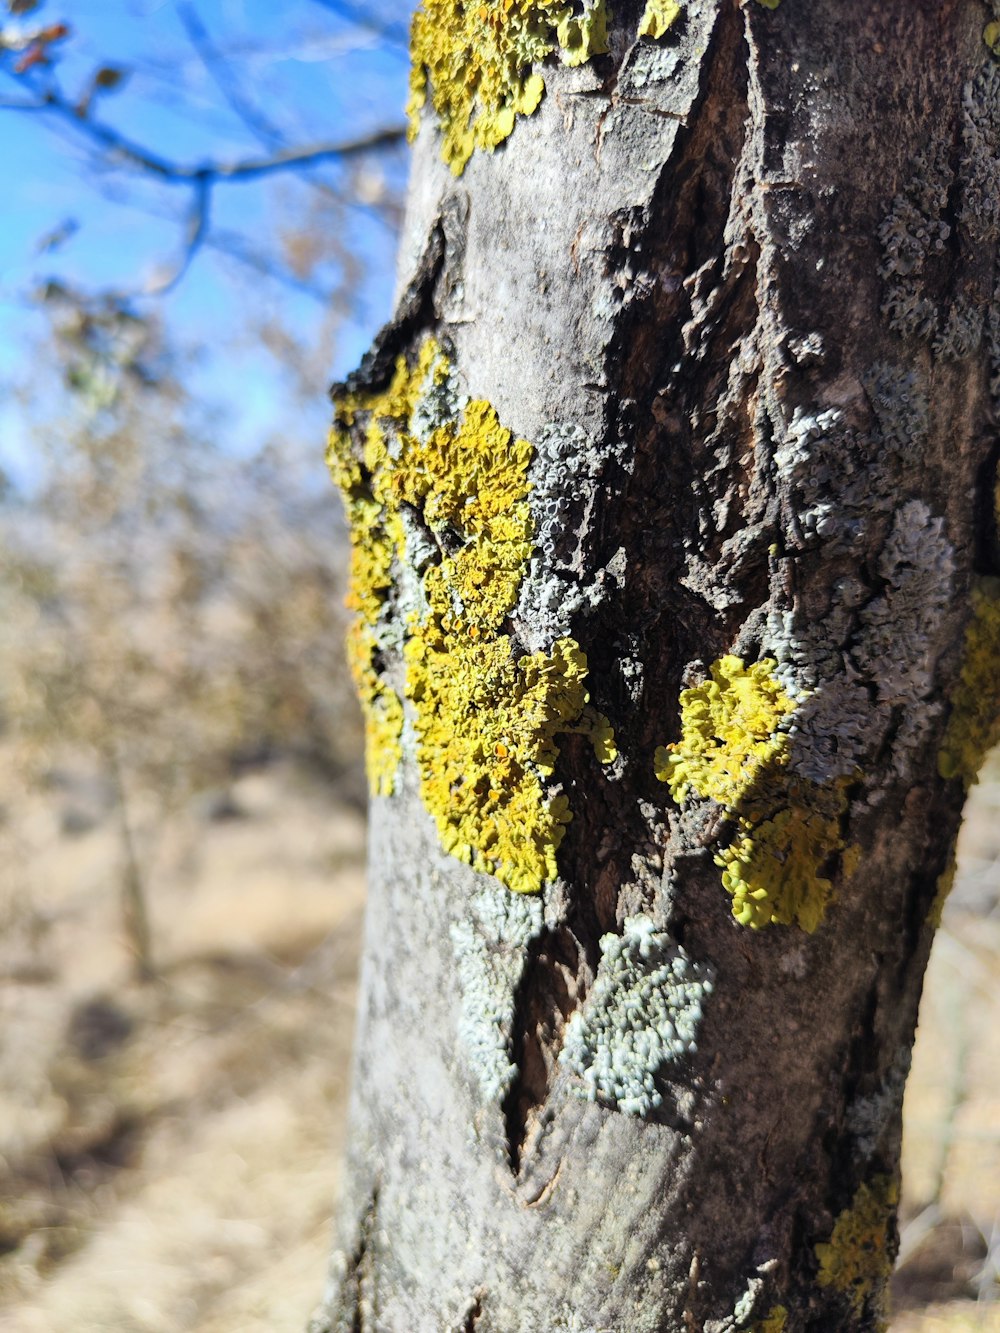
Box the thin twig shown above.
[175,1,287,151]
[309,0,410,50]
[2,87,406,183]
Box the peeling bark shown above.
[314,2,1000,1328]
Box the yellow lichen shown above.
[815,1175,899,1325]
[654,655,796,807]
[346,622,404,798]
[938,577,1000,788]
[751,1307,788,1333]
[927,855,956,931]
[986,20,1000,57]
[329,338,613,893]
[407,630,586,891]
[638,0,681,39]
[841,842,862,880]
[718,779,850,932]
[582,706,618,764]
[408,0,610,175]
[655,656,850,932]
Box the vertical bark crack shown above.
[501,925,585,1175]
[459,1288,486,1331]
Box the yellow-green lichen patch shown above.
[638,0,681,39]
[407,629,586,891]
[719,778,851,932]
[751,1308,787,1333]
[986,20,1000,57]
[927,855,956,932]
[815,1175,898,1324]
[654,655,796,807]
[938,578,1000,788]
[346,621,404,797]
[655,656,851,932]
[841,842,863,881]
[408,0,609,175]
[329,338,613,892]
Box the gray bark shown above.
[313,1,1000,1328]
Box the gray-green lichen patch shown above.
[960,60,1000,246]
[559,915,711,1116]
[933,298,984,362]
[766,378,953,791]
[863,364,931,457]
[879,62,1000,351]
[516,421,629,651]
[773,407,876,555]
[781,672,872,787]
[846,1049,911,1164]
[410,343,465,444]
[878,137,951,340]
[775,376,927,558]
[853,501,955,778]
[450,886,544,1103]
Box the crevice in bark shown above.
[499,0,762,1175]
[340,1187,379,1333]
[459,1288,486,1331]
[501,924,585,1176]
[330,220,445,403]
[592,0,758,764]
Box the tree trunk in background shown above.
[312,1,1000,1328]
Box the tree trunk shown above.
[313,1,1000,1328]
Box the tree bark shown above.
[313,1,1000,1328]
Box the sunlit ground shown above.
[0,743,997,1331]
[0,749,366,1332]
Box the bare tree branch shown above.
[175,2,287,151]
[146,175,212,297]
[308,0,410,51]
[1,86,405,183]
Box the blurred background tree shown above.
[0,0,406,980]
[0,7,405,1319]
[0,295,365,977]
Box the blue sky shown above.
[0,0,411,485]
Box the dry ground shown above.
[0,753,366,1332]
[0,747,997,1331]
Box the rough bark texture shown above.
[313,2,1000,1329]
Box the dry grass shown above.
[0,743,997,1330]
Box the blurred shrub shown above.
[0,301,362,971]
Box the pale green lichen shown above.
[855,500,955,780]
[559,914,712,1115]
[451,886,543,1100]
[638,0,681,39]
[938,577,1000,788]
[815,1175,898,1325]
[329,338,614,893]
[408,0,610,175]
[655,655,850,932]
